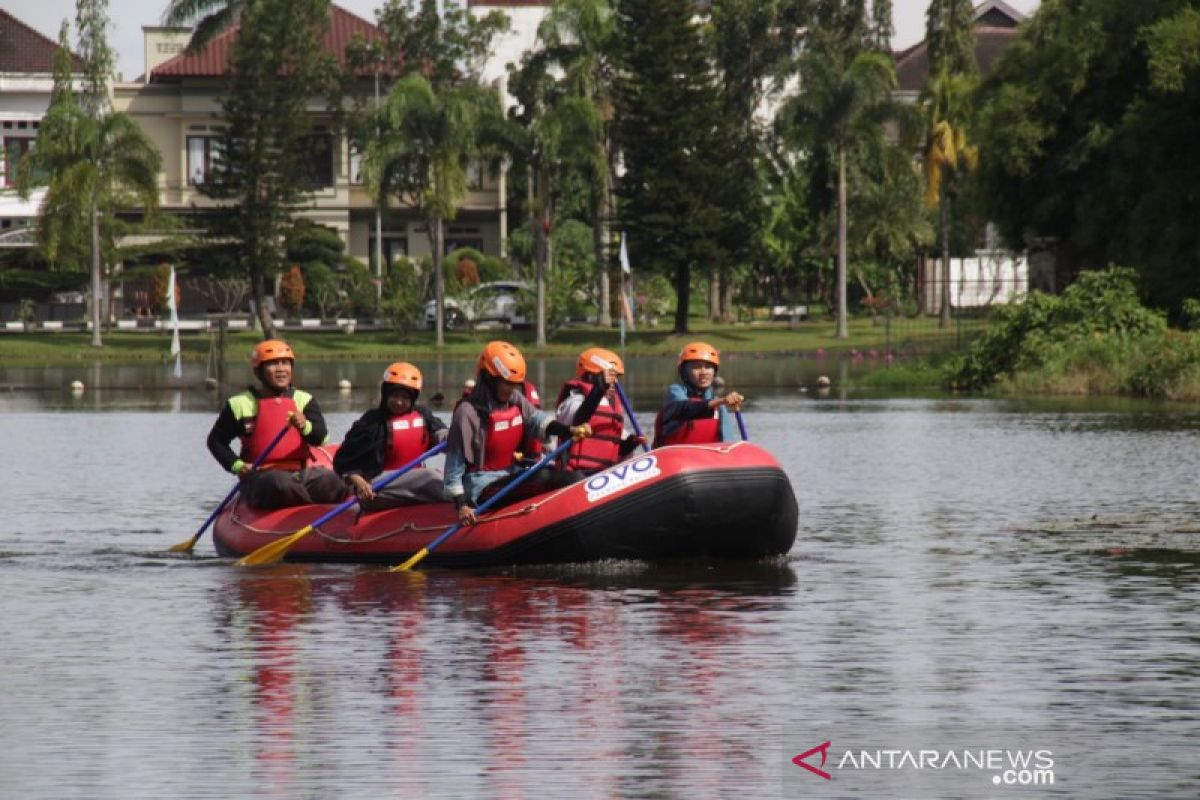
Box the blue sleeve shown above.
[444,447,466,499]
[717,405,739,442]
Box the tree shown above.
[616,0,727,333]
[921,0,977,327]
[163,0,250,52]
[361,0,509,347]
[277,265,306,317]
[778,14,897,338]
[198,0,334,338]
[534,0,621,327]
[974,1,1200,316]
[16,16,162,347]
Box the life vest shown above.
[653,399,721,447]
[233,389,312,469]
[557,378,624,471]
[479,403,525,471]
[521,380,544,458]
[383,410,430,470]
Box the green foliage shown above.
[616,0,728,332]
[381,258,426,333]
[950,267,1166,390]
[342,258,380,317]
[303,261,340,319]
[199,0,334,335]
[1181,298,1200,330]
[286,222,346,270]
[973,0,1200,316]
[1127,329,1200,399]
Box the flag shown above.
[167,265,182,378]
[619,232,631,275]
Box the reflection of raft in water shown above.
[213,442,798,567]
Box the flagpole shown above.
[167,265,182,378]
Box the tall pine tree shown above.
[200,0,333,338]
[616,0,725,333]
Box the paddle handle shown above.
[613,381,650,453]
[313,441,448,528]
[393,437,573,571]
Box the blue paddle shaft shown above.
[735,409,749,441]
[424,437,574,555]
[192,423,293,539]
[312,440,447,528]
[613,381,650,452]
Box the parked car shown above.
[424,281,532,330]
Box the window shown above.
[467,161,485,190]
[369,236,409,270]
[187,136,219,185]
[349,143,364,185]
[300,133,335,189]
[2,138,35,188]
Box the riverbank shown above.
[0,315,976,365]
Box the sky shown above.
[7,0,1043,82]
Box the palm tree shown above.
[16,24,161,347]
[780,45,896,338]
[534,0,620,328]
[362,74,506,347]
[922,70,977,327]
[162,0,251,52]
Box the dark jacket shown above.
[334,404,447,480]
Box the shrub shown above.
[949,267,1165,390]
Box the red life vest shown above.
[480,403,525,471]
[653,399,721,447]
[521,380,544,458]
[557,378,624,472]
[241,393,309,468]
[383,410,431,470]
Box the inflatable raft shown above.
[212,441,798,567]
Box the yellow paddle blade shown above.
[236,525,314,567]
[168,534,200,554]
[389,547,430,572]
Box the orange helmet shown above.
[477,340,526,383]
[382,361,423,395]
[250,339,295,369]
[577,347,624,377]
[677,341,720,368]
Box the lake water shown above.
[1,361,1197,798]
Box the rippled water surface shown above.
[1,377,1198,798]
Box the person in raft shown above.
[554,347,647,475]
[207,339,348,509]
[652,341,745,446]
[460,374,545,461]
[333,361,449,511]
[444,340,592,526]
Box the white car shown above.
[424,281,532,330]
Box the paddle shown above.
[735,409,749,441]
[236,441,448,567]
[169,423,293,554]
[390,437,574,572]
[613,381,650,453]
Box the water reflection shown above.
[213,561,798,798]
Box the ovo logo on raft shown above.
[585,455,660,502]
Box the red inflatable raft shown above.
[212,441,798,567]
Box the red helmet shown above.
[677,341,719,368]
[250,339,295,369]
[576,347,624,377]
[382,362,423,395]
[477,340,527,383]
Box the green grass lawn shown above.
[0,315,982,364]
